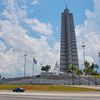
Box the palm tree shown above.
[84,61,90,68]
[76,69,83,85]
[83,62,99,75]
[68,64,78,85]
[41,65,51,79]
[83,67,92,85]
[83,67,92,75]
[90,63,99,85]
[41,65,51,72]
[83,61,92,85]
[92,70,98,85]
[90,63,99,72]
[83,61,99,85]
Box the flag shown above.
[33,57,37,64]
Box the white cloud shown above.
[0,0,59,77]
[31,0,39,6]
[26,18,53,36]
[0,19,58,77]
[0,40,6,52]
[75,24,85,36]
[76,0,100,67]
[2,0,27,25]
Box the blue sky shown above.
[0,0,100,77]
[27,0,94,40]
[31,0,93,25]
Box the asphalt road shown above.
[0,92,100,100]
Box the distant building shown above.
[60,6,79,72]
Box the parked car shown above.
[13,87,25,92]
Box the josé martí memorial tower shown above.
[60,5,79,72]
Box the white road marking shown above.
[0,91,100,97]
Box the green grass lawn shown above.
[0,85,99,92]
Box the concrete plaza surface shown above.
[0,91,100,100]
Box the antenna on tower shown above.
[66,1,67,9]
[65,0,67,9]
[64,0,68,11]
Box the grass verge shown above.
[0,85,100,92]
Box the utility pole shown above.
[82,42,86,66]
[24,51,27,77]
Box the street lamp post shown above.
[82,42,86,66]
[24,51,27,77]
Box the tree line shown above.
[41,61,99,85]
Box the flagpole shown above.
[32,57,37,76]
[33,62,34,76]
[24,51,27,77]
